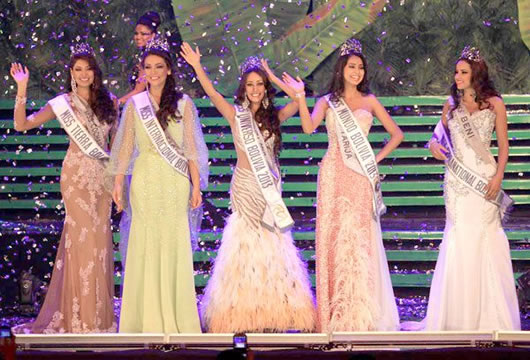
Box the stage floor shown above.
[9,331,530,359]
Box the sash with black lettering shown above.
[326,95,386,219]
[132,92,189,178]
[48,94,109,160]
[234,105,294,231]
[432,119,513,219]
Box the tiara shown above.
[339,38,362,56]
[70,42,95,57]
[144,36,170,53]
[460,46,482,62]
[239,56,262,75]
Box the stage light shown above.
[18,269,43,316]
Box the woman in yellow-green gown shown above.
[109,38,208,333]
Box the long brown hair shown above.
[328,52,371,102]
[141,48,183,130]
[66,54,117,125]
[235,68,282,157]
[450,58,500,117]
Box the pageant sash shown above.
[132,92,189,178]
[432,119,513,218]
[48,94,109,160]
[234,105,294,231]
[452,106,496,164]
[327,95,386,219]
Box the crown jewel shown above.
[144,36,170,53]
[460,46,482,62]
[70,42,95,57]
[339,38,362,56]
[239,56,263,75]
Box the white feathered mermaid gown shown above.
[200,128,316,333]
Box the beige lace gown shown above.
[21,94,116,333]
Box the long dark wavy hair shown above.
[235,68,282,157]
[328,52,371,102]
[141,48,183,130]
[450,58,500,117]
[66,54,117,125]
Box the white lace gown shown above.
[425,107,521,331]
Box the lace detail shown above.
[43,312,65,334]
[78,227,88,243]
[79,262,95,296]
[71,297,82,332]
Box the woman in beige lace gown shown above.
[10,45,118,333]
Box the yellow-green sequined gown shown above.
[113,94,201,333]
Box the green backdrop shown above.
[1,0,528,99]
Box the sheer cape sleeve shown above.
[181,94,209,190]
[107,100,137,268]
[108,100,138,176]
[179,94,209,250]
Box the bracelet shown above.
[294,92,305,99]
[15,96,27,107]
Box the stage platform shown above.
[9,331,530,359]
[14,331,530,350]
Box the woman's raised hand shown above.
[282,72,305,98]
[10,63,29,86]
[260,58,274,78]
[180,42,202,68]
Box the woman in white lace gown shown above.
[181,43,315,333]
[426,46,520,330]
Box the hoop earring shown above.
[262,90,269,109]
[242,95,250,109]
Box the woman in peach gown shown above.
[285,38,403,332]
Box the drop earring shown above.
[262,90,269,109]
[71,78,77,94]
[242,94,250,109]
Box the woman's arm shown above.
[485,96,509,200]
[369,95,404,163]
[188,160,202,209]
[180,42,235,125]
[260,59,300,122]
[428,101,450,161]
[110,103,136,212]
[10,63,55,131]
[282,73,327,134]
